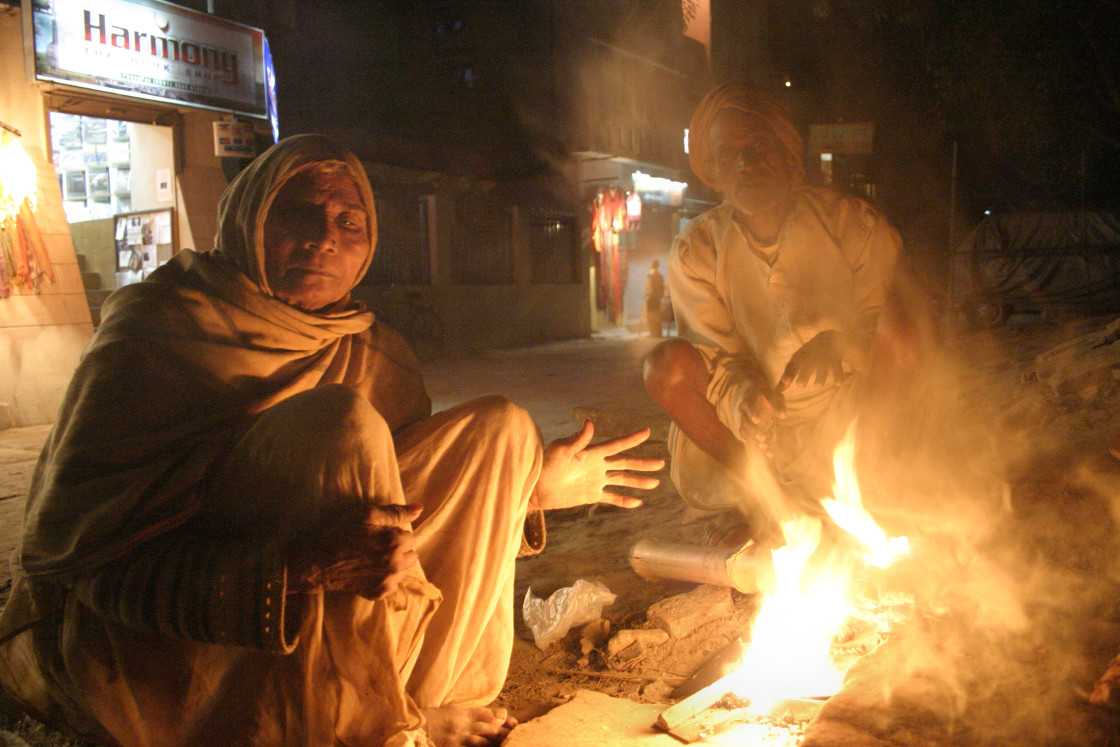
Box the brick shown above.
[606,627,669,657]
[646,584,734,638]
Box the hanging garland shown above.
[0,202,54,296]
[0,127,52,298]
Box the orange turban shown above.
[688,82,805,188]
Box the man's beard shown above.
[728,178,790,217]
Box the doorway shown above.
[48,112,177,322]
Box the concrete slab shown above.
[504,689,807,747]
[504,690,681,746]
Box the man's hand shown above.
[287,503,421,600]
[531,421,663,512]
[738,381,786,458]
[777,330,846,392]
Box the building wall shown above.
[217,0,703,351]
[0,9,93,428]
[0,6,241,427]
[176,110,231,254]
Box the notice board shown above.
[114,208,176,285]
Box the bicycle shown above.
[367,287,446,362]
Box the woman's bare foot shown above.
[422,705,517,747]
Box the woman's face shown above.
[263,168,371,312]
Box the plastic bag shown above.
[522,579,617,649]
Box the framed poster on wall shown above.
[62,171,87,200]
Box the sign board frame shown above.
[24,0,275,122]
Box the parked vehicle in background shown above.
[949,210,1120,328]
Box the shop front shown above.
[579,154,700,333]
[0,0,276,427]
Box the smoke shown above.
[796,272,1120,743]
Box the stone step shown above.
[89,306,101,328]
[80,271,102,290]
[85,288,112,306]
[75,253,88,273]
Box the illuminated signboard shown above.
[26,0,276,124]
[632,171,686,207]
[808,122,875,155]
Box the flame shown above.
[0,130,38,224]
[728,421,910,715]
[822,425,910,568]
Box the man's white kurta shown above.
[668,186,901,511]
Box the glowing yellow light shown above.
[631,171,687,195]
[728,516,850,714]
[726,421,911,715]
[823,422,910,568]
[0,130,38,224]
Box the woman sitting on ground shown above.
[0,134,661,746]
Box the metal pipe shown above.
[629,537,775,594]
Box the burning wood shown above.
[656,662,745,732]
[655,668,825,743]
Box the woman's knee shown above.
[465,395,536,439]
[643,339,704,402]
[205,385,398,533]
[272,384,391,445]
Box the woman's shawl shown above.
[13,134,431,590]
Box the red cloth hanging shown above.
[607,187,627,232]
[609,233,623,321]
[590,197,603,254]
[596,190,615,233]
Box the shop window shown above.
[49,112,175,291]
[363,194,432,285]
[452,196,513,285]
[50,113,135,222]
[529,213,579,284]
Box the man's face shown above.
[263,168,370,312]
[707,108,797,217]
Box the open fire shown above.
[730,423,911,712]
[657,422,914,738]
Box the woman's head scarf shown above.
[688,82,805,187]
[215,133,378,304]
[11,135,430,591]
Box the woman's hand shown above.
[287,503,421,600]
[530,421,663,512]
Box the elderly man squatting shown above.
[643,83,901,547]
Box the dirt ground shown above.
[5,317,1120,744]
[492,315,1120,745]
